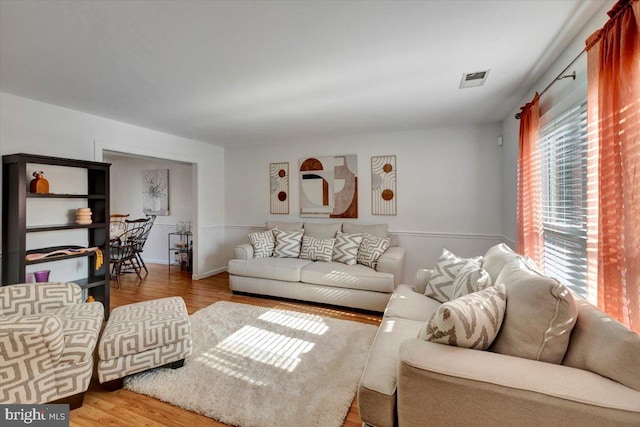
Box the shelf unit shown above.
[2,153,111,318]
[168,231,193,272]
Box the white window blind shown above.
[539,100,588,298]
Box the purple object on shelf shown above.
[34,270,51,282]
[25,273,36,283]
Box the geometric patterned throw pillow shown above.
[356,232,390,269]
[419,283,506,350]
[248,229,275,258]
[450,260,492,300]
[300,235,335,262]
[273,229,304,258]
[424,249,481,303]
[333,232,363,265]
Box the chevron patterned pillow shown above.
[419,283,506,350]
[425,249,482,303]
[450,260,492,300]
[356,232,390,269]
[248,229,275,258]
[273,229,304,258]
[333,232,363,265]
[300,235,335,262]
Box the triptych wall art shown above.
[371,155,397,215]
[269,162,289,214]
[299,155,358,218]
[269,154,397,217]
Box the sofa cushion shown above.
[357,233,390,269]
[248,229,275,258]
[384,284,441,322]
[300,236,335,262]
[228,258,314,282]
[333,231,363,265]
[265,221,303,231]
[563,299,640,392]
[482,243,520,283]
[303,222,342,239]
[300,261,395,293]
[425,249,480,303]
[490,258,578,364]
[419,283,506,350]
[450,260,492,300]
[273,229,303,258]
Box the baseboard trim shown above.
[192,266,227,280]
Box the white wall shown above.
[104,153,194,265]
[500,1,614,245]
[225,124,504,283]
[0,92,226,280]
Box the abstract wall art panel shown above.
[299,155,358,218]
[270,162,289,214]
[371,155,397,215]
[143,169,170,215]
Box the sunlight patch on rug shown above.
[125,301,377,427]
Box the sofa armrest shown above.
[377,246,406,286]
[413,268,433,294]
[0,313,65,403]
[0,283,82,316]
[234,243,254,260]
[397,339,640,426]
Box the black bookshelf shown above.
[2,153,111,318]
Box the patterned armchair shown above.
[0,282,104,408]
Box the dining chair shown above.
[109,227,144,288]
[109,214,130,240]
[124,216,154,274]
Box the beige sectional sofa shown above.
[228,222,405,312]
[358,243,640,427]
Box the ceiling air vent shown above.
[459,70,490,89]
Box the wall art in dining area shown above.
[270,162,289,214]
[371,155,396,215]
[299,155,357,218]
[143,169,170,215]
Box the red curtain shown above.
[516,93,544,267]
[586,0,640,332]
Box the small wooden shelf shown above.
[26,193,106,199]
[73,276,107,289]
[26,223,106,233]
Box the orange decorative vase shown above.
[30,171,49,194]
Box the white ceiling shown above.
[0,0,608,146]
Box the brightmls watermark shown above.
[1,405,69,426]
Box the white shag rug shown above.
[125,301,377,427]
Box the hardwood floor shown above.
[71,264,382,427]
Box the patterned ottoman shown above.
[97,297,192,388]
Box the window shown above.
[539,100,588,298]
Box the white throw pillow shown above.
[248,229,275,258]
[333,232,363,265]
[419,283,506,350]
[424,248,482,303]
[357,232,390,269]
[300,235,335,262]
[450,260,492,300]
[272,229,303,258]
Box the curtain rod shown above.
[515,48,586,119]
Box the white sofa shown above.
[358,243,640,427]
[228,222,406,312]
